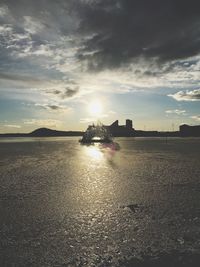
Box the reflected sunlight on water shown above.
[70,143,120,209]
[85,145,104,161]
[1,138,200,266]
[82,142,120,164]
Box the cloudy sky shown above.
[0,0,200,133]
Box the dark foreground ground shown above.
[0,137,200,266]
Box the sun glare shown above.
[88,100,103,117]
[86,146,103,160]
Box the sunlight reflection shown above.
[85,145,104,160]
[71,142,121,209]
[83,142,120,163]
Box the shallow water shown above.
[0,137,200,266]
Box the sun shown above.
[88,100,103,117]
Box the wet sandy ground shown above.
[0,137,200,266]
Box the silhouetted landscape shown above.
[1,120,200,138]
[0,127,84,137]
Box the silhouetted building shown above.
[110,120,119,127]
[105,119,135,137]
[180,124,200,137]
[126,119,132,129]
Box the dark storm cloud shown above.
[1,0,200,85]
[75,0,200,70]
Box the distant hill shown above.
[30,128,83,137]
[0,128,84,137]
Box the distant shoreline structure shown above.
[0,120,200,137]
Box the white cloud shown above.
[23,16,45,34]
[23,119,63,128]
[4,124,21,128]
[0,24,13,35]
[165,109,186,115]
[108,110,116,115]
[0,5,9,18]
[168,89,200,101]
[15,44,47,58]
[80,113,110,124]
[80,118,94,124]
[191,115,200,122]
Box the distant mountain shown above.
[0,128,84,137]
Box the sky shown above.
[0,0,200,133]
